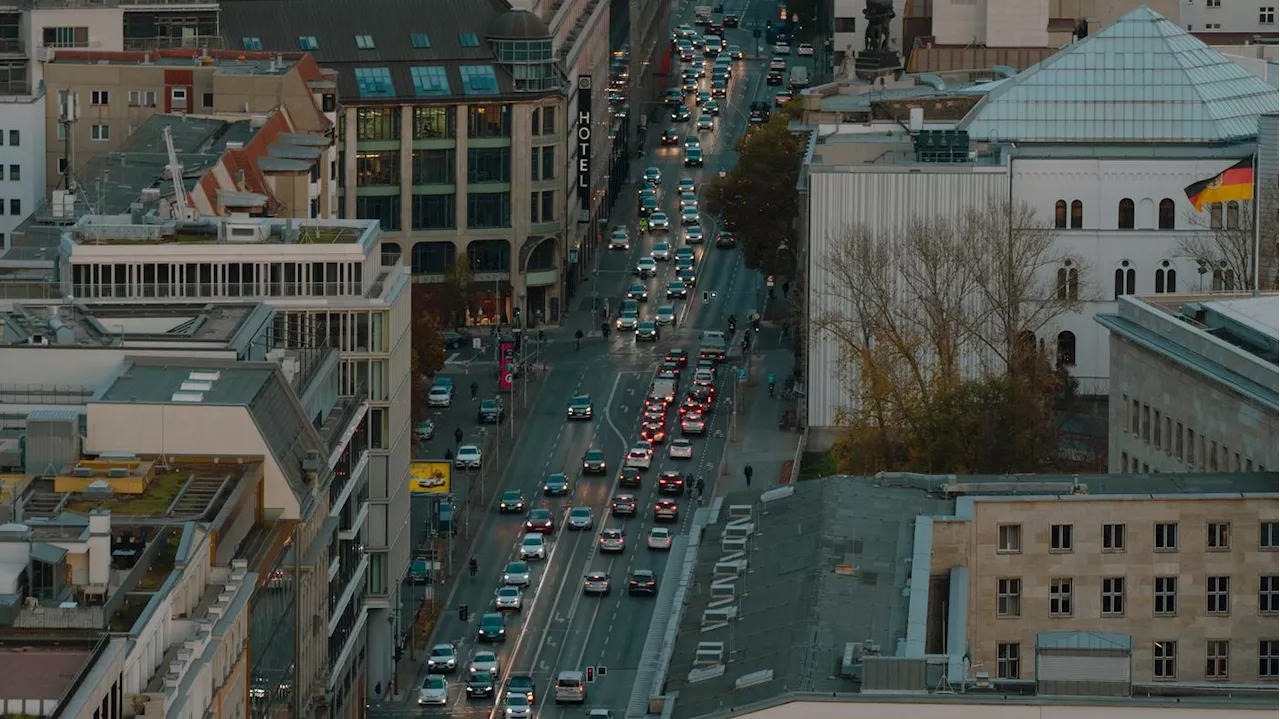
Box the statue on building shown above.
[863,0,896,53]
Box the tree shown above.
[704,115,806,277]
[410,283,446,420]
[434,255,474,327]
[1178,180,1279,292]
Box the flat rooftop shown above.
[22,458,256,521]
[924,470,1280,497]
[0,301,271,349]
[97,364,275,406]
[46,48,308,75]
[67,213,370,249]
[0,645,96,700]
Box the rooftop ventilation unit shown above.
[106,467,129,478]
[171,392,204,403]
[72,466,93,478]
[180,380,213,392]
[188,370,221,382]
[735,669,774,689]
[83,479,115,500]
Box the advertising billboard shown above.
[498,337,516,391]
[576,74,592,221]
[408,461,451,494]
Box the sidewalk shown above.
[714,346,804,497]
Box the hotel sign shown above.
[576,75,592,222]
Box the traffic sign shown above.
[737,368,748,381]
[766,275,775,287]
[504,372,514,384]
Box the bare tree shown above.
[1179,180,1280,292]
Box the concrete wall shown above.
[0,94,46,253]
[26,8,125,85]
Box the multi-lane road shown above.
[388,3,817,715]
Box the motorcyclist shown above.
[727,314,737,333]
[768,374,776,397]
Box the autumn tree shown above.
[1178,180,1279,292]
[410,283,446,420]
[431,255,474,327]
[704,114,806,277]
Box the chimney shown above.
[142,52,151,65]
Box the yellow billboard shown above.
[409,462,451,494]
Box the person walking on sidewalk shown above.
[470,381,479,400]
[469,557,478,578]
[744,464,753,487]
[454,427,464,445]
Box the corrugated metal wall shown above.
[804,169,1010,428]
[1259,113,1278,188]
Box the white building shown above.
[802,7,1278,431]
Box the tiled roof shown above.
[961,6,1280,143]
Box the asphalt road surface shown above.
[379,1,818,715]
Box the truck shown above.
[651,378,677,402]
[789,65,809,90]
[694,5,712,24]
[698,330,727,362]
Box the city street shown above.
[372,0,818,714]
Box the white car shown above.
[494,586,523,611]
[504,692,534,718]
[651,242,672,261]
[648,527,674,550]
[519,533,546,561]
[649,212,670,231]
[616,310,639,330]
[635,257,658,277]
[454,444,482,469]
[655,305,677,326]
[678,178,696,193]
[643,166,662,185]
[503,561,531,586]
[697,115,714,131]
[426,643,458,672]
[625,445,654,469]
[427,385,453,407]
[669,437,694,459]
[680,207,700,226]
[797,42,814,56]
[680,190,698,208]
[684,225,704,244]
[609,229,630,250]
[599,527,626,553]
[774,41,791,54]
[470,650,500,677]
[418,675,448,705]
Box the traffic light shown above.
[459,604,469,622]
[702,291,710,302]
[586,667,595,683]
[513,307,522,327]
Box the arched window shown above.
[1070,200,1083,229]
[1158,198,1175,230]
[526,237,556,271]
[1057,331,1077,368]
[1056,261,1079,300]
[1118,198,1135,230]
[467,239,511,272]
[1114,260,1135,298]
[381,241,402,267]
[411,241,456,274]
[1154,260,1177,294]
[1054,200,1068,229]
[1212,264,1236,291]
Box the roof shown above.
[96,363,274,405]
[489,8,551,39]
[217,0,559,102]
[0,302,271,350]
[667,479,954,719]
[0,645,97,700]
[46,48,313,76]
[1207,296,1280,338]
[871,470,1280,498]
[961,6,1280,143]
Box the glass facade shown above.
[249,557,297,718]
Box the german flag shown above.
[1185,157,1254,212]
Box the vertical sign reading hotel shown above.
[498,337,516,391]
[576,75,592,222]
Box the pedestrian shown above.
[470,381,479,400]
[696,477,705,495]
[454,427,463,445]
[744,464,753,487]
[444,447,454,461]
[782,281,790,296]
[374,682,382,703]
[469,557,478,577]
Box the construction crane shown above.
[162,125,196,221]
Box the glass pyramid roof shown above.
[961,6,1279,143]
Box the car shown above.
[470,650,500,677]
[504,693,533,718]
[636,321,659,341]
[626,444,654,469]
[658,471,687,494]
[675,256,695,272]
[525,508,555,533]
[644,395,668,412]
[680,396,706,416]
[716,230,737,247]
[656,367,678,381]
[690,385,716,403]
[418,675,448,706]
[661,127,680,145]
[609,229,630,250]
[665,348,689,365]
[494,586,523,611]
[599,527,626,552]
[690,33,704,49]
[639,195,659,215]
[724,13,740,26]
[409,556,431,583]
[502,561,531,586]
[627,283,649,301]
[582,448,607,473]
[649,212,670,231]
[696,115,714,131]
[666,280,688,299]
[465,672,495,698]
[684,225,704,244]
[455,444,482,469]
[499,490,526,513]
[679,46,695,61]
[671,105,691,122]
[583,571,611,595]
[769,56,787,71]
[616,310,639,330]
[541,473,569,497]
[766,69,784,85]
[703,99,721,115]
[618,467,642,488]
[427,384,453,407]
[640,421,667,444]
[427,643,458,672]
[775,90,793,106]
[477,612,506,643]
[728,44,744,58]
[655,305,677,326]
[797,42,815,56]
[682,411,708,434]
[677,178,696,194]
[693,368,715,387]
[679,192,698,211]
[413,418,435,442]
[711,77,728,95]
[683,136,700,151]
[568,506,594,530]
[696,90,712,106]
[651,242,672,261]
[507,675,536,703]
[674,245,695,260]
[774,41,791,54]
[566,394,593,420]
[643,166,662,185]
[629,569,659,595]
[669,438,694,459]
[478,398,505,424]
[520,533,546,561]
[654,499,679,522]
[681,76,697,93]
[680,207,700,227]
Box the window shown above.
[202,92,213,108]
[355,34,375,49]
[996,578,1020,617]
[1206,576,1230,614]
[90,89,108,105]
[7,164,16,182]
[1070,200,1082,228]
[411,32,431,48]
[531,190,555,223]
[8,130,17,146]
[541,106,557,135]
[467,239,510,272]
[1260,576,1280,613]
[1102,523,1124,551]
[996,643,1020,679]
[241,37,262,51]
[459,33,480,47]
[1050,524,1073,552]
[1158,198,1175,229]
[1261,640,1279,679]
[1131,399,1140,435]
[1187,428,1197,465]
[1114,262,1135,297]
[834,16,857,32]
[1118,198,1135,229]
[411,240,456,272]
[1054,199,1067,228]
[1165,418,1173,455]
[1154,641,1177,679]
[467,147,510,183]
[997,524,1021,553]
[355,195,401,231]
[467,105,511,137]
[1154,410,1162,449]
[460,65,500,95]
[410,66,451,97]
[1262,521,1279,549]
[299,35,318,50]
[1052,331,1075,368]
[353,67,395,98]
[1155,522,1178,551]
[413,106,455,139]
[1101,577,1125,616]
[1154,260,1177,293]
[1205,640,1229,679]
[355,150,399,186]
[1209,440,1218,470]
[531,146,556,181]
[1154,576,1177,615]
[1212,265,1236,291]
[466,192,510,228]
[89,123,109,141]
[1142,405,1150,442]
[1262,7,1276,23]
[411,194,455,230]
[412,149,455,185]
[355,108,400,141]
[1176,422,1184,460]
[1207,522,1230,550]
[1206,0,1220,5]
[1049,578,1072,616]
[43,26,89,48]
[1055,264,1079,300]
[1121,451,1128,470]
[171,87,187,107]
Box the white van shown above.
[554,670,586,703]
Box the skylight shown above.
[298,36,318,50]
[355,34,376,50]
[459,65,499,96]
[353,67,395,98]
[242,37,263,51]
[411,33,431,49]
[411,66,451,97]
[459,33,480,48]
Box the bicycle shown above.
[780,387,806,401]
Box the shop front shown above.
[467,277,512,326]
[521,235,561,326]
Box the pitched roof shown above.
[961,6,1279,143]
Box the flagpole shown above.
[1252,150,1261,298]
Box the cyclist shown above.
[767,374,776,397]
[639,217,649,233]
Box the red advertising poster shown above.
[498,338,516,391]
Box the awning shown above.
[31,542,67,565]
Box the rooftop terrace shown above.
[69,216,365,248]
[0,301,271,350]
[47,48,309,75]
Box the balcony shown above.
[0,39,24,55]
[123,34,225,51]
[327,550,368,627]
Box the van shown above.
[789,65,809,90]
[553,670,586,703]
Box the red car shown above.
[658,472,686,495]
[640,422,668,444]
[654,499,679,523]
[612,494,638,516]
[525,508,555,533]
[618,467,642,488]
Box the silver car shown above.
[651,242,672,261]
[470,650,500,677]
[426,643,458,672]
[520,533,546,561]
[599,528,626,553]
[635,257,658,277]
[583,571,611,595]
[503,561,531,586]
[684,225,704,244]
[494,586,523,611]
[616,310,639,330]
[504,692,534,718]
[649,212,670,231]
[418,675,448,706]
[568,506,594,530]
[680,207,700,226]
